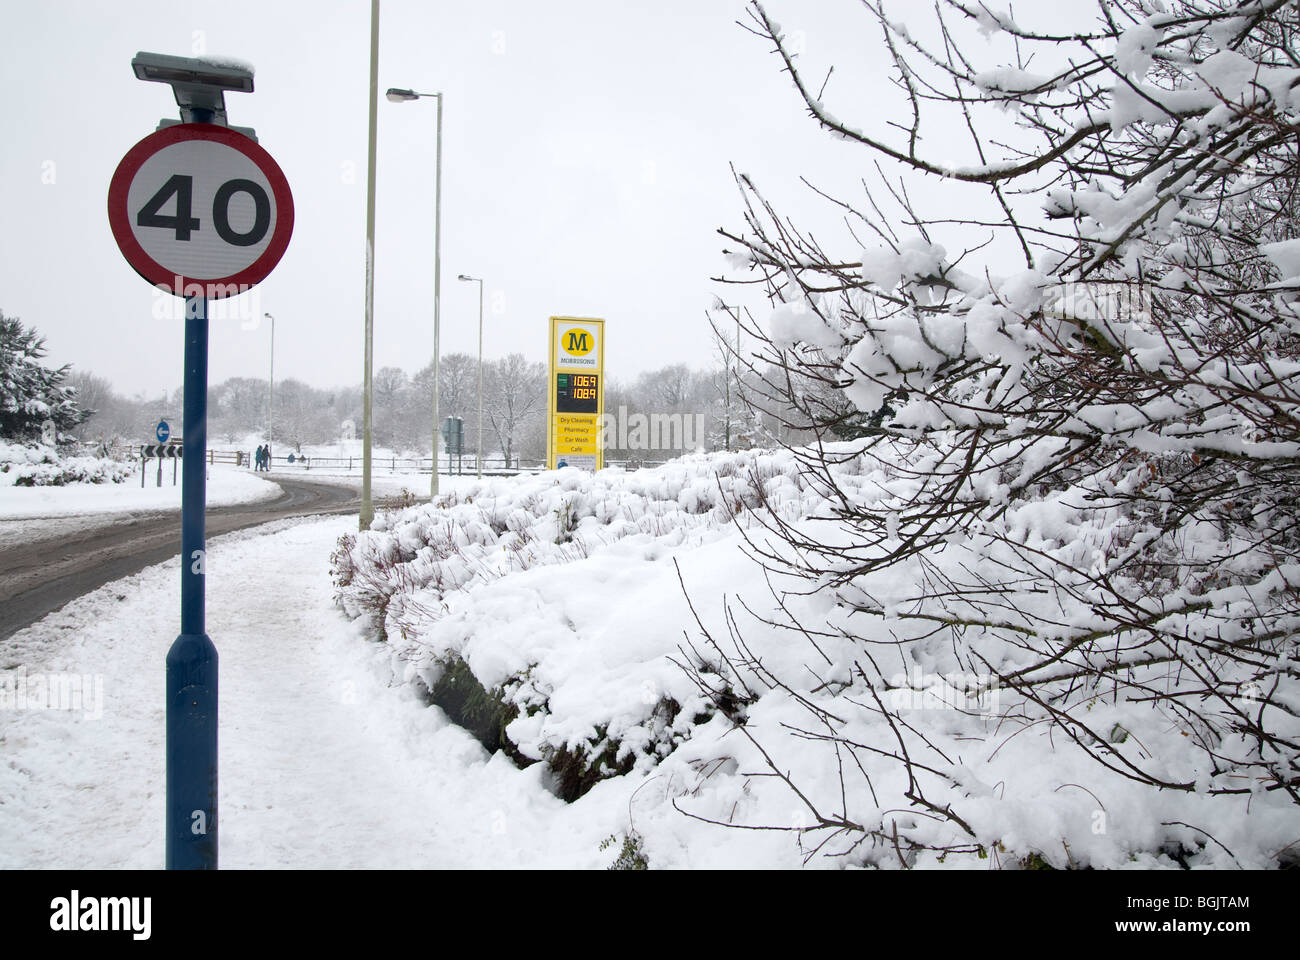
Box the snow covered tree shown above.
[272,378,334,453]
[705,0,1300,864]
[374,366,409,410]
[417,351,480,456]
[65,370,118,442]
[484,353,546,466]
[0,310,89,442]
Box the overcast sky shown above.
[0,1,1082,399]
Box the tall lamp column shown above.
[386,86,444,498]
[457,275,484,477]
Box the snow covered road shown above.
[0,477,359,641]
[0,515,609,868]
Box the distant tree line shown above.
[67,343,808,463]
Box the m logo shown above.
[563,329,593,356]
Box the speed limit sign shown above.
[107,123,293,298]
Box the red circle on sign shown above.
[107,123,294,299]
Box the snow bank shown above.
[0,440,132,488]
[332,452,834,786]
[0,441,281,520]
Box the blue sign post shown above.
[166,296,217,869]
[108,53,294,870]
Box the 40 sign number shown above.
[108,124,293,299]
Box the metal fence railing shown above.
[257,455,547,476]
[128,446,245,466]
[111,444,676,476]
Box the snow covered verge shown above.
[332,449,1300,869]
[0,440,281,520]
[0,439,132,487]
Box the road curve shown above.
[0,476,361,642]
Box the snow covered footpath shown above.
[0,515,617,868]
[0,464,280,521]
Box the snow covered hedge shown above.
[331,452,845,801]
[333,445,1300,869]
[0,440,132,487]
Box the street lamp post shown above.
[458,274,484,478]
[387,87,443,498]
[264,312,274,468]
[360,0,381,530]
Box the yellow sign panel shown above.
[548,317,605,470]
